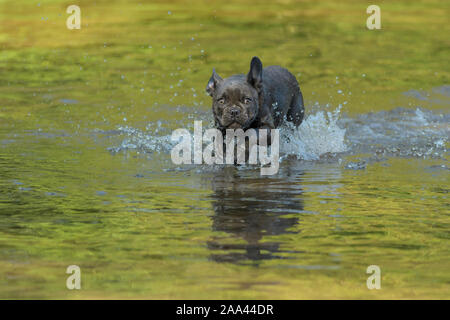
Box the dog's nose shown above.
[230,108,240,118]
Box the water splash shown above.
[107,126,174,154]
[279,106,347,160]
[342,107,449,158]
[108,106,448,162]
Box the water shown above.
[0,0,449,299]
[1,95,448,299]
[108,104,448,166]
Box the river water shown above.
[0,0,448,299]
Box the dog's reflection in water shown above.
[207,167,304,264]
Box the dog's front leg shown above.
[255,112,275,146]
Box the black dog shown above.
[206,56,304,134]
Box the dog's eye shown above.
[217,98,225,104]
[244,97,252,104]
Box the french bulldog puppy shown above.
[206,56,304,135]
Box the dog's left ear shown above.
[206,69,223,96]
[247,56,263,92]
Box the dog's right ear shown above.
[247,56,263,92]
[206,69,223,96]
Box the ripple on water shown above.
[108,105,448,168]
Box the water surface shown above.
[0,0,449,299]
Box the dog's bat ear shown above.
[247,56,263,92]
[206,69,223,96]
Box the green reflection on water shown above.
[0,0,449,299]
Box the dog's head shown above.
[206,57,263,130]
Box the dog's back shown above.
[261,65,304,128]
